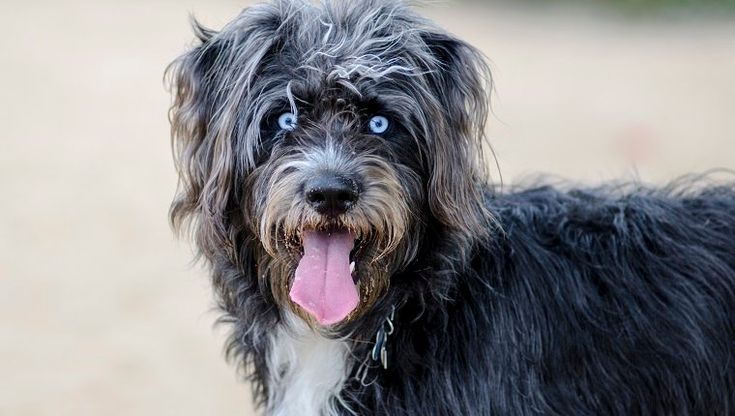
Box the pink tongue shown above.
[290,230,359,326]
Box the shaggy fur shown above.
[166,0,735,414]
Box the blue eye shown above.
[278,112,297,131]
[368,115,389,134]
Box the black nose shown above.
[305,174,359,216]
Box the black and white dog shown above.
[166,0,735,414]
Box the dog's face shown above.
[168,0,491,327]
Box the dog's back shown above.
[363,183,735,415]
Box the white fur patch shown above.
[267,313,353,416]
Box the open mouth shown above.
[349,236,365,283]
[288,228,365,326]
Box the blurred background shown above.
[1,0,733,414]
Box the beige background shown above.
[2,0,734,415]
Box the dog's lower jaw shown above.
[266,312,354,416]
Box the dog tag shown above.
[372,329,386,361]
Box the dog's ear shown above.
[166,20,219,237]
[166,9,282,256]
[421,30,493,247]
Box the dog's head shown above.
[167,0,492,328]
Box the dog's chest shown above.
[267,314,353,416]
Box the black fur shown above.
[347,182,735,415]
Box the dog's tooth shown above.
[350,261,356,274]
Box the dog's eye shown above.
[278,112,298,131]
[368,115,389,134]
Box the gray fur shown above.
[166,0,494,326]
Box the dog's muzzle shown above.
[290,172,362,326]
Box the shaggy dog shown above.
[166,0,735,414]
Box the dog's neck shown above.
[265,307,398,415]
[266,312,354,416]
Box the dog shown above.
[166,0,735,414]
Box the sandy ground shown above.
[1,0,733,415]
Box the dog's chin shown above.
[283,226,378,327]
